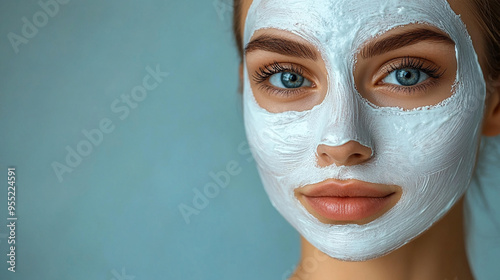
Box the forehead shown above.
[244,0,460,50]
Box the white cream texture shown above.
[243,0,486,260]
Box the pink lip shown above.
[300,179,397,222]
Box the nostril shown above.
[354,152,370,159]
[316,141,373,167]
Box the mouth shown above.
[296,179,401,225]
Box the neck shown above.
[291,199,473,280]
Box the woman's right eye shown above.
[269,71,312,89]
[382,68,430,87]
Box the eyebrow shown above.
[245,34,318,60]
[359,28,454,58]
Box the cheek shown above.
[374,111,471,174]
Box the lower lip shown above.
[304,195,394,222]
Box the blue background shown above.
[0,0,300,279]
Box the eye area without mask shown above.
[245,25,458,111]
[245,30,327,113]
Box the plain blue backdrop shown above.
[0,0,300,279]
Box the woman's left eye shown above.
[269,72,312,89]
[382,68,430,86]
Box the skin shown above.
[247,25,457,111]
[238,0,500,279]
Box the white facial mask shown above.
[243,0,486,260]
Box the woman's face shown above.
[240,0,489,260]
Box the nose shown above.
[316,141,373,167]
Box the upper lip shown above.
[299,179,396,198]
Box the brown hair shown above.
[232,0,500,78]
[232,0,244,62]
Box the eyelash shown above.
[251,57,445,97]
[381,56,446,94]
[252,61,311,96]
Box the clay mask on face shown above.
[243,0,486,261]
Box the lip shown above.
[298,179,400,224]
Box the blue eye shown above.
[383,68,430,86]
[269,71,312,89]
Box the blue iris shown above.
[395,68,421,86]
[280,72,305,88]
